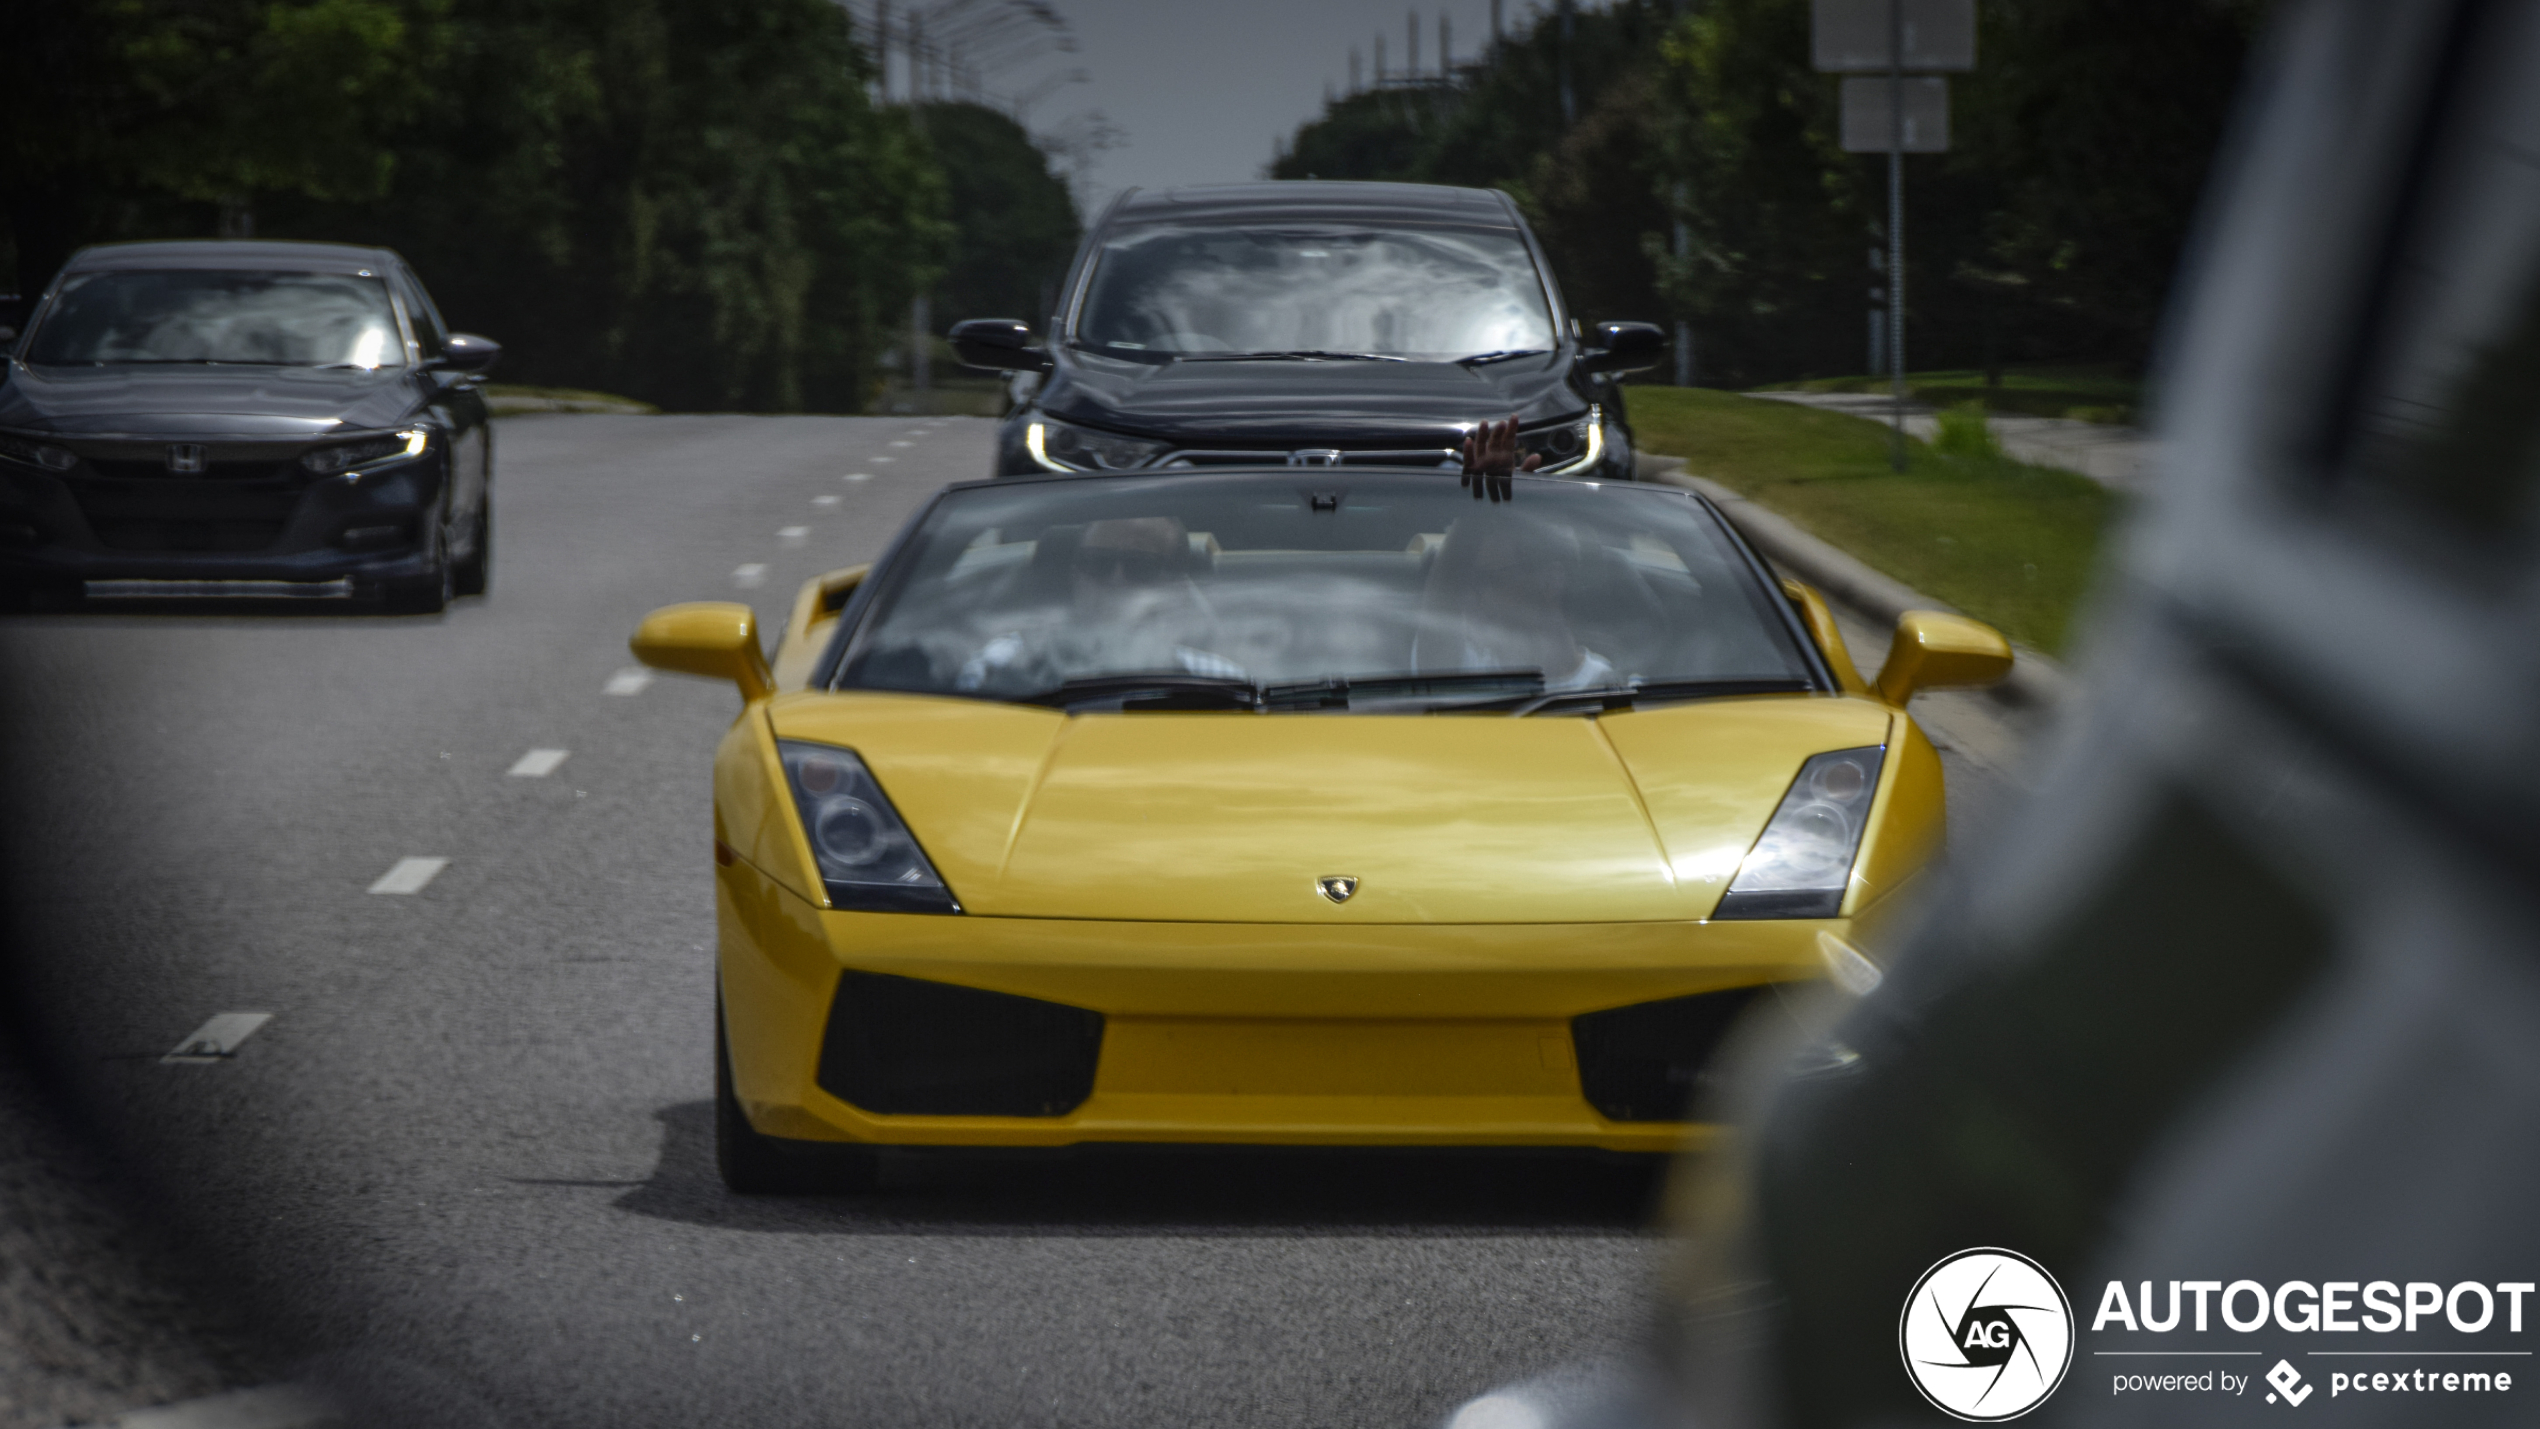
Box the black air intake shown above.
[1572,985,1770,1122]
[816,971,1103,1117]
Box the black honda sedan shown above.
[952,181,1666,481]
[0,240,497,612]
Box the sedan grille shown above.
[816,971,1103,1117]
[1572,985,1770,1122]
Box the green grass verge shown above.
[1749,363,2141,424]
[1628,387,2119,654]
[478,384,658,415]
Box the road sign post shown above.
[1814,0,1974,469]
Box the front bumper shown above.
[0,443,440,586]
[717,856,1837,1153]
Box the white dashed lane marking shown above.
[732,563,768,588]
[843,472,872,483]
[508,748,570,778]
[604,668,652,696]
[778,526,809,547]
[368,857,448,895]
[812,494,840,507]
[163,1012,273,1064]
[889,440,914,448]
[870,456,895,464]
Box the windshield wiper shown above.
[1455,349,1551,366]
[1259,669,1547,711]
[1016,673,1262,711]
[1178,350,1412,363]
[1506,678,1815,717]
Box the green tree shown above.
[915,101,1081,330]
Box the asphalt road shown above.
[0,415,2030,1429]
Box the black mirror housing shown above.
[1580,320,1668,374]
[950,318,1052,374]
[431,333,502,374]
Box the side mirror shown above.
[430,333,502,374]
[1874,610,2014,705]
[631,602,773,702]
[950,318,1052,374]
[1579,320,1668,374]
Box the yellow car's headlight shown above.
[1714,745,1885,920]
[777,741,960,914]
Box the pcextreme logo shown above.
[1900,1248,2077,1421]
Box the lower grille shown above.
[816,971,1103,1117]
[90,518,288,552]
[1572,985,1770,1122]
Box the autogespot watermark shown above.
[2087,1277,2533,1407]
[1899,1248,2076,1421]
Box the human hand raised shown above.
[1459,417,1541,502]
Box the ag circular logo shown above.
[1899,1247,2075,1421]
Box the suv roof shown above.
[1103,181,1521,229]
[62,240,406,275]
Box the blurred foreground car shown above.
[1446,2,2540,1427]
[0,240,498,612]
[629,468,2009,1192]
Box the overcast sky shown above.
[868,1,1557,213]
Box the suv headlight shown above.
[302,428,428,475]
[0,433,75,471]
[1713,746,1885,920]
[1517,405,1604,475]
[777,741,960,914]
[1026,417,1171,472]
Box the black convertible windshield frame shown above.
[816,469,1834,710]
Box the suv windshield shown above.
[836,473,1820,711]
[24,269,407,369]
[1074,226,1558,360]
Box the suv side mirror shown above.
[1580,321,1668,374]
[430,333,502,374]
[1873,610,2014,705]
[950,318,1053,374]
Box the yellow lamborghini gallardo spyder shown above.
[631,467,2010,1192]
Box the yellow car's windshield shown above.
[832,471,1823,711]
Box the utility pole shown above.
[1885,0,1905,470]
[1374,32,1386,84]
[1557,0,1576,124]
[1440,14,1451,75]
[875,0,892,101]
[1349,46,1361,94]
[1673,182,1694,388]
[1408,9,1420,78]
[1491,0,1503,46]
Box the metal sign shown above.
[1840,77,1951,153]
[1812,0,1976,72]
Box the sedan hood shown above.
[1038,350,1582,447]
[765,693,1897,923]
[0,362,424,437]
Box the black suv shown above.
[952,181,1666,480]
[0,240,498,612]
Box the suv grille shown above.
[816,971,1103,1117]
[1572,985,1770,1122]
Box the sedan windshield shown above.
[836,473,1821,711]
[1074,226,1557,360]
[24,269,407,369]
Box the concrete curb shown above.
[1634,454,2072,710]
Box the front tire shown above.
[377,513,453,614]
[715,1001,880,1195]
[451,501,490,598]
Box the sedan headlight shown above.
[1025,417,1171,472]
[1713,746,1885,920]
[777,741,960,914]
[1517,405,1604,475]
[0,433,75,471]
[302,428,428,475]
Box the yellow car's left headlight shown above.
[777,741,960,914]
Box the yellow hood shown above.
[765,692,1897,923]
